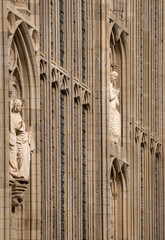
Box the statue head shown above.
[12,99,23,113]
[110,71,118,83]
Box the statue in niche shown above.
[108,67,121,143]
[9,99,35,182]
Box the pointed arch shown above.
[109,23,129,146]
[8,19,40,238]
[9,21,39,125]
[109,158,128,240]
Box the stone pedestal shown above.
[10,178,29,210]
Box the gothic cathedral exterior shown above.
[0,0,165,239]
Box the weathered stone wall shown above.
[130,0,164,239]
[0,1,10,239]
[0,0,164,239]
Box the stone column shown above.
[0,1,10,240]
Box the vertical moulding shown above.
[82,105,87,240]
[81,0,86,84]
[60,90,68,239]
[73,98,78,240]
[59,0,65,68]
[51,81,57,240]
[40,72,47,240]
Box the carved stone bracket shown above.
[51,67,59,88]
[135,126,141,142]
[74,83,81,103]
[150,138,157,154]
[10,178,28,209]
[156,143,161,157]
[150,137,161,156]
[40,59,48,77]
[60,73,70,95]
[141,132,147,148]
[135,126,147,148]
[82,90,90,109]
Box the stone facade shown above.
[0,0,165,239]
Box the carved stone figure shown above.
[9,99,35,182]
[108,70,121,143]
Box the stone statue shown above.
[108,70,121,143]
[9,99,35,182]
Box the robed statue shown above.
[108,70,121,143]
[9,99,35,182]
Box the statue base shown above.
[10,177,29,210]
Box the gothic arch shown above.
[7,10,41,239]
[109,23,129,146]
[120,30,129,58]
[8,19,40,211]
[9,21,39,125]
[109,158,128,239]
[121,162,129,190]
